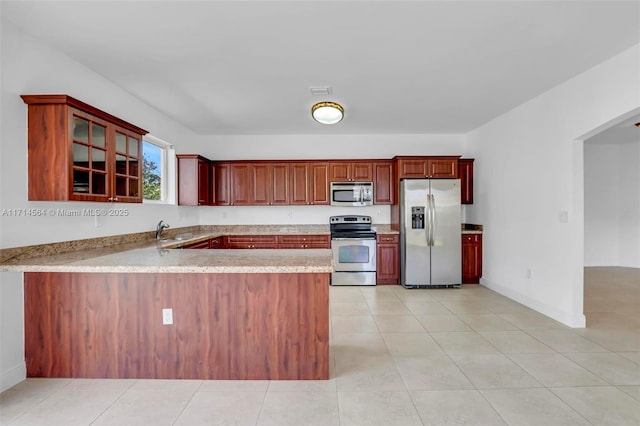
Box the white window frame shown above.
[142,135,176,205]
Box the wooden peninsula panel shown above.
[24,272,329,380]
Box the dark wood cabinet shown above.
[396,156,459,179]
[177,154,211,206]
[459,158,474,204]
[278,235,330,249]
[209,237,225,249]
[21,94,147,203]
[220,162,291,206]
[373,161,395,205]
[213,163,230,206]
[289,162,330,205]
[329,161,373,182]
[251,163,289,205]
[183,156,468,208]
[229,163,252,206]
[181,234,330,250]
[376,234,400,285]
[462,233,482,284]
[226,235,279,249]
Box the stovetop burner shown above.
[330,215,376,239]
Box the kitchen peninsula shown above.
[1,227,334,381]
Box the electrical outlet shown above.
[162,308,173,325]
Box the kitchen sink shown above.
[159,236,186,242]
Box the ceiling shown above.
[2,1,639,135]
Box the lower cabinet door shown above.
[462,234,482,283]
[376,235,400,285]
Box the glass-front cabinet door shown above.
[71,111,109,200]
[21,94,148,203]
[113,130,141,201]
[69,107,143,202]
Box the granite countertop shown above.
[461,223,483,234]
[0,223,481,273]
[3,246,333,274]
[0,225,335,273]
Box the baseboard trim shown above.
[1,362,26,392]
[480,279,586,328]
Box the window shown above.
[142,135,175,203]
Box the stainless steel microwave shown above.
[330,182,374,206]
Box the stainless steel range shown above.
[330,215,377,286]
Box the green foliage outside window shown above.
[143,142,162,200]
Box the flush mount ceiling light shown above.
[311,101,344,125]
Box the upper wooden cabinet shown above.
[289,162,330,205]
[212,163,230,206]
[458,158,474,204]
[329,161,373,182]
[177,154,211,206]
[184,156,467,207]
[226,162,291,206]
[21,94,148,203]
[373,161,395,205]
[250,163,290,205]
[395,156,460,179]
[228,163,252,206]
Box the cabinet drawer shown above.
[226,235,278,249]
[278,234,330,249]
[278,235,329,244]
[462,234,481,244]
[377,234,399,243]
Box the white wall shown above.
[619,142,640,266]
[195,134,466,161]
[0,21,205,391]
[464,44,640,327]
[0,21,203,249]
[584,142,640,267]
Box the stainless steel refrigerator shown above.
[400,179,461,288]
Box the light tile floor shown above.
[1,267,638,425]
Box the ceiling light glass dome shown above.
[311,102,344,125]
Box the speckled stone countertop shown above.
[0,225,338,273]
[0,223,480,273]
[2,246,333,274]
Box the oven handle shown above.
[331,237,377,241]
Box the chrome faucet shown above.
[156,220,170,239]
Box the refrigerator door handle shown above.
[429,194,435,246]
[426,194,433,246]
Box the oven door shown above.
[331,237,377,285]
